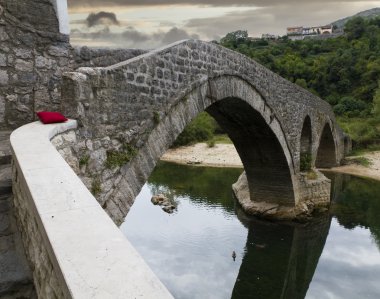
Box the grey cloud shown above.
[183,3,379,38]
[68,0,377,8]
[71,26,199,49]
[161,27,199,44]
[121,29,150,43]
[86,11,120,27]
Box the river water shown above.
[120,161,380,299]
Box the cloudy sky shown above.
[67,0,380,48]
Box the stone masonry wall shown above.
[0,0,72,129]
[0,0,147,130]
[11,159,68,299]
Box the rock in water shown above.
[151,194,177,214]
[151,194,166,205]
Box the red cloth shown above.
[37,111,68,124]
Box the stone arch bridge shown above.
[61,39,349,222]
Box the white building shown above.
[287,24,333,40]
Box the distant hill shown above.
[332,7,380,28]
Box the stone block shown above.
[0,70,8,86]
[15,59,34,72]
[35,56,53,69]
[0,27,9,41]
[14,49,33,59]
[0,96,4,123]
[47,45,69,57]
[0,53,6,67]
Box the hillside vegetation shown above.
[218,17,380,148]
[332,7,380,29]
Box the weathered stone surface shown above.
[0,53,6,66]
[0,96,4,123]
[15,59,33,72]
[0,70,8,86]
[11,175,67,299]
[0,157,35,298]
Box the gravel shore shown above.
[161,143,380,182]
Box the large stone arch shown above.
[105,76,298,220]
[316,122,338,168]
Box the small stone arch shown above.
[300,116,312,171]
[316,122,337,168]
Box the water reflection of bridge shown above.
[146,162,380,298]
[233,208,331,299]
[148,162,333,298]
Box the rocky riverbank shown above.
[161,143,243,168]
[324,151,380,181]
[161,143,380,182]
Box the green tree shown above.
[345,17,366,40]
[372,82,380,119]
[218,16,380,147]
[220,30,248,48]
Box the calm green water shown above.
[120,162,380,299]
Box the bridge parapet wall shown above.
[10,120,173,298]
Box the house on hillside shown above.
[287,24,333,40]
[261,33,280,40]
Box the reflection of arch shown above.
[300,116,312,171]
[232,210,332,299]
[316,123,337,168]
[118,76,297,216]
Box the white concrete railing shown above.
[10,120,173,299]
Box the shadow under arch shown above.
[300,116,312,169]
[207,98,295,206]
[115,76,298,221]
[316,123,337,168]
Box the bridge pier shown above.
[233,170,331,220]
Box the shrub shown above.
[79,155,90,167]
[91,179,101,196]
[105,144,137,169]
[207,139,216,148]
[300,152,312,172]
[306,170,318,180]
[333,96,368,117]
[153,111,160,125]
[351,157,372,167]
[173,112,217,147]
[338,117,380,147]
